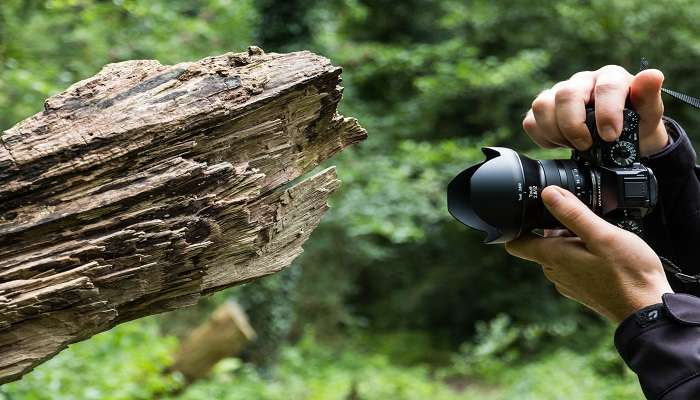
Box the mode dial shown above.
[610,141,637,166]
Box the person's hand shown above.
[523,65,668,156]
[505,186,673,323]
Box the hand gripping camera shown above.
[447,107,658,243]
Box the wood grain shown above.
[0,46,366,383]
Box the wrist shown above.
[613,283,672,323]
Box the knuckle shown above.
[598,64,630,76]
[522,114,537,132]
[570,70,593,81]
[594,81,624,96]
[551,81,566,91]
[531,95,552,114]
[554,84,580,103]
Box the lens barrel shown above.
[447,147,594,243]
[449,108,657,243]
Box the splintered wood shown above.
[0,46,366,383]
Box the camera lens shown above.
[447,147,595,243]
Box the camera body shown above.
[447,107,658,243]
[570,107,657,235]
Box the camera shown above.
[447,107,658,243]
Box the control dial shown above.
[609,141,637,166]
[622,109,640,133]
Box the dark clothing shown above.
[643,117,700,293]
[616,293,700,399]
[615,118,700,399]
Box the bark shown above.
[170,301,255,383]
[0,46,366,383]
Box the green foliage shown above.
[290,0,700,338]
[3,0,700,398]
[255,0,320,50]
[2,325,641,400]
[443,317,643,400]
[233,267,302,367]
[0,0,258,129]
[173,331,478,400]
[1,318,179,400]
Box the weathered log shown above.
[170,301,255,383]
[0,46,366,383]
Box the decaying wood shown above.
[0,46,366,383]
[170,301,255,383]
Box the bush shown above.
[2,323,642,400]
[1,318,179,400]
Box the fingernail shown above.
[600,125,618,141]
[542,186,564,206]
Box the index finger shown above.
[505,233,555,263]
[554,72,595,150]
[593,65,633,141]
[506,233,592,269]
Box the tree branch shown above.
[0,46,366,383]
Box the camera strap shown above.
[640,58,700,110]
[659,255,700,285]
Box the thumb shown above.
[541,186,613,243]
[630,69,668,155]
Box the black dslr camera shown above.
[447,107,658,243]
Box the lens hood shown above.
[447,147,527,244]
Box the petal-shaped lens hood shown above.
[447,147,526,243]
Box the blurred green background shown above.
[3,0,700,399]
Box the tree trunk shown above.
[0,46,366,383]
[170,301,255,384]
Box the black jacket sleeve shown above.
[615,118,700,399]
[615,293,700,399]
[643,117,700,293]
